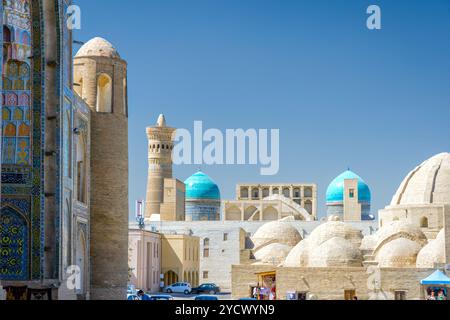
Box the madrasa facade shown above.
[1,0,129,300]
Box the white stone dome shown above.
[283,240,310,267]
[373,221,427,253]
[391,153,450,206]
[309,237,363,267]
[75,37,121,59]
[416,229,445,268]
[253,243,292,265]
[306,221,363,248]
[251,219,302,249]
[375,238,422,268]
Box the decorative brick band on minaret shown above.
[145,115,176,219]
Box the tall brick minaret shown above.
[144,114,176,219]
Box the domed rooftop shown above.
[306,221,363,248]
[252,218,302,249]
[253,243,292,266]
[390,153,450,206]
[375,238,422,268]
[416,229,445,268]
[372,221,427,254]
[283,240,309,267]
[309,237,363,267]
[184,171,220,200]
[75,37,121,59]
[326,170,371,203]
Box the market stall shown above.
[420,269,450,300]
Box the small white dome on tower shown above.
[75,37,121,59]
[157,114,166,127]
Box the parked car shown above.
[127,293,152,300]
[195,295,219,301]
[164,282,192,295]
[191,283,221,295]
[127,284,137,296]
[148,294,174,300]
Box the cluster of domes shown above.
[250,217,303,265]
[284,221,363,268]
[362,220,436,268]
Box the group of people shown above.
[252,285,277,300]
[427,289,447,301]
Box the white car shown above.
[164,282,192,295]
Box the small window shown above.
[223,233,228,241]
[349,189,355,198]
[203,248,209,258]
[203,271,209,279]
[420,217,428,228]
[203,238,210,247]
[395,291,407,300]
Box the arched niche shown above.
[96,73,112,113]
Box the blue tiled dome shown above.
[184,171,220,200]
[326,170,371,203]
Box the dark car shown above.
[195,295,219,301]
[191,283,221,295]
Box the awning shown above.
[420,270,450,285]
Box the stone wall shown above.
[231,265,435,300]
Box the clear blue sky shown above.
[74,0,450,220]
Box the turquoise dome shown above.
[326,170,371,203]
[185,171,220,200]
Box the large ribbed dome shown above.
[75,37,121,59]
[184,171,220,200]
[326,170,371,203]
[391,153,450,205]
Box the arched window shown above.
[77,129,87,203]
[251,188,259,199]
[304,187,313,198]
[203,238,210,247]
[420,216,428,228]
[3,26,11,42]
[96,74,112,112]
[240,187,249,199]
[282,188,290,198]
[272,188,279,195]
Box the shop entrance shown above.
[254,271,276,300]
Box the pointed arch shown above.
[96,73,112,113]
[0,206,30,280]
